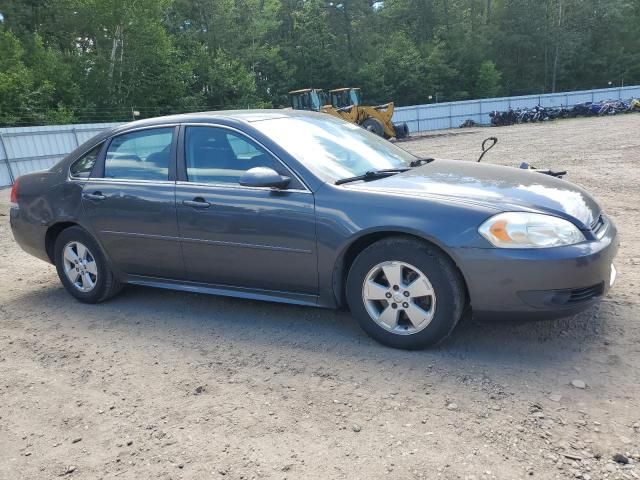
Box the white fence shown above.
[2,85,640,187]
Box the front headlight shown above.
[478,212,585,248]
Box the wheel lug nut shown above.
[402,302,409,308]
[403,291,410,297]
[391,303,397,309]
[393,285,399,291]
[385,292,392,299]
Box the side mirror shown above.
[239,167,291,189]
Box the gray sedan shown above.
[10,111,618,349]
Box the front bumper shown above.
[452,217,619,320]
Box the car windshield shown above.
[251,115,417,182]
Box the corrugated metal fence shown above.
[2,85,640,187]
[393,85,640,132]
[0,123,122,187]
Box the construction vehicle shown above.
[329,87,362,109]
[288,87,409,140]
[288,88,329,112]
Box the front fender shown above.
[314,183,497,307]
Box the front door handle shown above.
[182,198,211,209]
[83,192,106,201]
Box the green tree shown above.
[475,60,502,98]
[1,0,640,126]
[362,32,429,106]
[425,43,459,101]
[191,46,263,109]
[0,31,74,125]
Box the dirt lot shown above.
[1,115,639,480]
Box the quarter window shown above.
[70,143,102,178]
[105,128,174,181]
[185,126,295,186]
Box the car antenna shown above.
[477,136,498,163]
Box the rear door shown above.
[81,126,184,278]
[175,124,318,296]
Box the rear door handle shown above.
[83,192,106,201]
[182,198,211,209]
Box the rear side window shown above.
[105,128,174,181]
[70,143,102,178]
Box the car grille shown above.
[566,283,604,304]
[590,215,606,238]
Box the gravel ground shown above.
[1,115,639,480]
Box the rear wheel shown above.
[362,117,385,137]
[393,122,409,139]
[346,236,465,349]
[54,226,122,303]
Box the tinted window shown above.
[70,143,102,178]
[105,128,174,180]
[185,126,290,185]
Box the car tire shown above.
[346,236,465,349]
[362,117,385,137]
[54,226,122,303]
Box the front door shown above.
[81,126,184,279]
[175,125,317,295]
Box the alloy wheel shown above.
[63,241,98,292]
[361,260,436,335]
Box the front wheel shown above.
[346,237,466,349]
[361,117,385,137]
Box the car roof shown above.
[116,109,319,129]
[95,109,327,143]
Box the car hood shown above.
[347,159,600,228]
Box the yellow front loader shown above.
[287,87,409,140]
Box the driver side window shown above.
[184,126,299,187]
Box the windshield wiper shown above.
[335,168,409,185]
[409,157,435,167]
